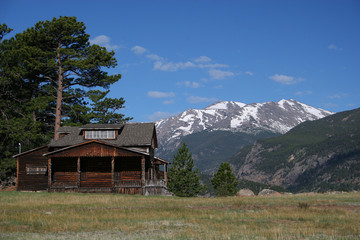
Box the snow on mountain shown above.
[155,99,333,150]
[206,101,246,110]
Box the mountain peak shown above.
[205,101,246,110]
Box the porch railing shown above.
[113,179,166,188]
[113,180,141,187]
[145,179,166,187]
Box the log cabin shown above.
[14,123,170,195]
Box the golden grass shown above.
[0,191,359,239]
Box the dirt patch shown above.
[0,186,16,191]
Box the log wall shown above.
[52,157,77,188]
[17,146,49,191]
[80,157,112,187]
[115,157,141,180]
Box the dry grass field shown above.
[0,191,359,239]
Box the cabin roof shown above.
[13,145,48,158]
[49,122,157,148]
[154,156,170,165]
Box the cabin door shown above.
[80,157,112,188]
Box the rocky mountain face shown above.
[155,99,333,171]
[230,108,360,192]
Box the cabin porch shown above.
[44,141,169,195]
[48,156,168,195]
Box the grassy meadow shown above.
[0,191,359,240]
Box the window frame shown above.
[84,130,116,140]
[26,164,47,175]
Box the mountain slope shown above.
[155,99,333,171]
[160,130,279,173]
[230,108,360,192]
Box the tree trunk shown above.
[54,48,63,141]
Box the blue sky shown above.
[1,0,359,122]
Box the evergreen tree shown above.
[0,18,132,181]
[1,17,130,139]
[16,16,124,139]
[211,162,238,196]
[0,23,51,181]
[168,142,205,197]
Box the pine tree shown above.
[211,162,238,196]
[0,19,132,180]
[2,16,128,139]
[168,142,205,197]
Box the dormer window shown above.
[85,130,116,139]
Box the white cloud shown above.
[147,91,175,98]
[324,103,338,107]
[194,56,212,63]
[329,94,341,99]
[131,45,147,55]
[295,90,312,96]
[269,74,304,85]
[163,99,175,105]
[328,92,348,99]
[89,35,119,50]
[328,44,342,51]
[208,69,234,80]
[153,61,196,72]
[187,96,217,104]
[198,63,229,69]
[133,47,228,72]
[146,54,163,61]
[177,81,201,88]
[245,71,254,76]
[328,44,337,50]
[147,111,176,121]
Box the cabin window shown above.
[26,164,47,175]
[84,130,116,139]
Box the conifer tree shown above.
[211,162,238,196]
[168,142,205,197]
[0,18,131,180]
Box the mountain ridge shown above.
[155,99,333,172]
[156,99,332,149]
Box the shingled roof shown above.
[49,123,157,148]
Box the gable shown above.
[45,141,147,158]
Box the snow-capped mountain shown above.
[156,99,333,151]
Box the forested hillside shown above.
[230,108,360,192]
[160,130,279,173]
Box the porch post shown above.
[16,157,19,190]
[77,157,81,189]
[111,156,115,190]
[48,157,52,191]
[141,156,145,194]
[164,164,167,186]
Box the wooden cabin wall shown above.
[114,156,141,181]
[80,157,112,188]
[52,157,77,188]
[17,147,48,191]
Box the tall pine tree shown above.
[0,18,131,181]
[19,16,125,139]
[167,142,205,197]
